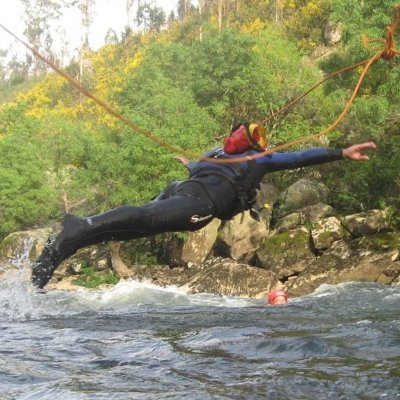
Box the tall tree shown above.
[21,0,63,76]
[105,28,119,45]
[0,49,8,84]
[79,0,96,78]
[135,2,166,33]
[67,0,96,79]
[177,0,192,20]
[217,0,223,31]
[126,0,136,31]
[281,0,332,49]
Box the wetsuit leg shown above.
[31,181,216,288]
[68,193,215,248]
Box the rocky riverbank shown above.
[1,178,399,298]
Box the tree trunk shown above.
[218,0,223,32]
[78,0,94,80]
[275,0,280,22]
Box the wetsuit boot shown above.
[31,206,160,289]
[31,213,89,289]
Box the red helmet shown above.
[267,289,288,305]
[223,122,267,154]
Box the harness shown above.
[188,149,264,221]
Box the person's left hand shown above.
[342,142,377,161]
[174,156,190,166]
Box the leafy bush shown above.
[72,263,120,288]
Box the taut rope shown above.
[1,4,399,164]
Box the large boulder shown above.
[256,227,315,279]
[324,24,342,45]
[182,258,278,298]
[276,178,329,217]
[377,260,400,285]
[72,255,278,299]
[256,182,279,223]
[0,228,54,285]
[115,262,196,288]
[181,218,221,265]
[311,216,350,251]
[0,228,53,275]
[273,202,335,234]
[50,245,111,286]
[300,202,336,222]
[288,232,400,296]
[217,182,278,262]
[218,211,268,262]
[341,209,392,237]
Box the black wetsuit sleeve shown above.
[255,148,344,172]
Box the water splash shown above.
[36,279,258,318]
[0,233,257,322]
[0,236,39,321]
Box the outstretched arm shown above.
[342,142,377,161]
[255,142,377,172]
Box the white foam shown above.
[0,237,40,321]
[45,278,256,311]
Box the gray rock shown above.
[273,212,303,234]
[181,218,221,265]
[341,209,392,237]
[182,258,278,298]
[377,261,400,285]
[324,24,342,45]
[299,202,335,222]
[277,178,329,217]
[256,227,315,278]
[219,211,268,262]
[256,182,279,222]
[0,228,53,263]
[311,216,350,250]
[274,203,335,234]
[288,233,400,296]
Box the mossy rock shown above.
[0,229,53,263]
[256,227,315,278]
[311,216,350,250]
[352,232,400,252]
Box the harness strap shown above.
[190,167,262,221]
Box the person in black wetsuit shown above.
[31,122,376,289]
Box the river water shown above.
[0,244,399,399]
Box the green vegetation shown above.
[72,263,120,288]
[0,0,399,241]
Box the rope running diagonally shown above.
[0,23,198,160]
[0,4,399,164]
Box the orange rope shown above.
[1,4,399,165]
[258,58,370,127]
[0,23,199,160]
[381,4,400,60]
[208,4,400,164]
[253,51,382,159]
[243,4,400,163]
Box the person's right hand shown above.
[342,142,377,161]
